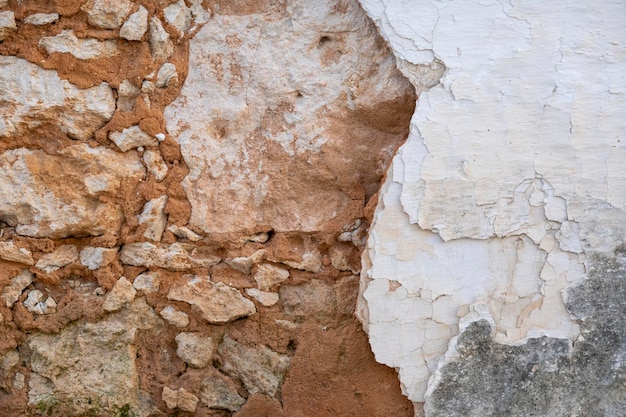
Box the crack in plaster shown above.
[357,0,626,412]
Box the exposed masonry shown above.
[356,0,626,414]
[0,0,417,416]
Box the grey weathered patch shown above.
[425,248,626,417]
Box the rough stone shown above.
[0,241,34,265]
[12,372,25,390]
[177,388,199,412]
[79,246,118,270]
[102,276,137,312]
[254,264,289,291]
[168,276,256,323]
[38,30,119,60]
[1,270,33,308]
[117,79,141,111]
[35,245,78,273]
[162,386,178,410]
[148,17,174,62]
[163,0,414,234]
[155,63,178,88]
[0,11,15,40]
[188,0,211,26]
[0,56,115,140]
[138,195,168,241]
[23,290,56,315]
[164,0,192,35]
[159,305,189,328]
[109,125,159,152]
[280,280,336,319]
[27,298,157,416]
[175,332,214,368]
[218,335,290,397]
[0,145,143,239]
[81,0,133,29]
[1,350,19,376]
[23,13,59,25]
[133,272,160,294]
[167,225,202,241]
[119,5,148,41]
[143,150,169,182]
[226,250,265,274]
[281,251,323,273]
[120,242,220,271]
[162,386,200,412]
[245,288,279,307]
[199,368,246,411]
[328,243,359,273]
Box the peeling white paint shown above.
[357,0,626,406]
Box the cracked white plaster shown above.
[357,0,626,407]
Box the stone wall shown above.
[1,0,624,416]
[0,0,418,415]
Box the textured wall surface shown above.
[356,0,626,415]
[0,0,417,415]
[1,0,624,416]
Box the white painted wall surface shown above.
[357,0,626,405]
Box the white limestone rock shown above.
[175,332,214,368]
[23,290,57,315]
[23,13,59,25]
[164,0,192,35]
[226,250,265,274]
[198,368,246,411]
[163,0,413,234]
[254,264,289,291]
[217,335,290,397]
[102,277,137,312]
[1,270,33,308]
[1,350,19,375]
[0,241,34,265]
[149,17,174,62]
[159,305,189,328]
[0,56,115,140]
[133,272,160,294]
[156,63,178,88]
[245,288,279,307]
[38,30,118,60]
[12,372,25,390]
[0,145,144,238]
[119,5,148,41]
[109,125,159,152]
[0,11,15,40]
[35,245,78,273]
[79,246,118,270]
[167,225,202,241]
[167,276,256,324]
[188,0,211,26]
[280,250,322,273]
[143,150,169,181]
[81,0,133,29]
[163,387,199,412]
[162,386,178,410]
[117,79,141,111]
[328,244,358,273]
[138,195,168,241]
[121,242,220,271]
